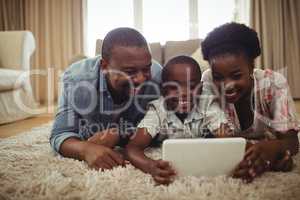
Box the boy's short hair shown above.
[162,55,202,83]
[101,27,149,61]
[201,22,261,62]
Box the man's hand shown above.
[87,128,119,148]
[82,142,125,170]
[148,159,177,185]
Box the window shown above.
[87,0,134,56]
[86,0,241,56]
[143,0,189,43]
[198,0,235,39]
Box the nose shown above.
[179,86,190,99]
[132,71,148,86]
[223,80,235,92]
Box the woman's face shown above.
[210,53,253,104]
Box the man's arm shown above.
[50,74,124,170]
[61,137,124,170]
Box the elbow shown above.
[294,136,299,155]
[290,133,299,155]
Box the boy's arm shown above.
[125,128,176,185]
[125,128,156,173]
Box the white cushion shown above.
[0,31,35,70]
[0,69,25,92]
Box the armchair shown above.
[0,31,38,124]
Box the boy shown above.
[125,55,230,185]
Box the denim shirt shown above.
[50,56,162,153]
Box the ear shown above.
[100,58,109,72]
[160,83,167,96]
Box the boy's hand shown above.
[83,142,125,170]
[148,159,177,185]
[214,123,234,138]
[88,128,119,148]
[233,141,278,182]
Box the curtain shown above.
[25,0,86,105]
[0,0,25,30]
[0,0,86,104]
[250,0,300,98]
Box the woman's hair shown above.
[162,55,202,83]
[201,22,261,62]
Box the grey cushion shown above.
[149,42,163,65]
[164,39,201,64]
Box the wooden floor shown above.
[1,101,300,139]
[0,112,54,138]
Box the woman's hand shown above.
[148,159,177,185]
[273,150,294,172]
[233,141,279,183]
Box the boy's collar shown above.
[165,103,204,125]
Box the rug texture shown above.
[0,123,300,200]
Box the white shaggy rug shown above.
[1,123,300,200]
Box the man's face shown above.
[102,46,152,102]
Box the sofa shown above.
[0,31,38,124]
[95,38,210,72]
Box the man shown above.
[50,27,161,170]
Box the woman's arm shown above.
[273,130,299,156]
[233,130,298,182]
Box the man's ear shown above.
[100,58,109,71]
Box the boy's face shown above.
[210,53,253,104]
[162,63,202,114]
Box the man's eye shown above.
[124,71,136,76]
[213,75,223,81]
[142,68,150,74]
[165,85,178,91]
[232,73,242,80]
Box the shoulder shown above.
[145,97,168,120]
[254,68,288,90]
[147,97,165,111]
[62,56,101,83]
[201,68,213,82]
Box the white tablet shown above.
[162,138,246,177]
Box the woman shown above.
[201,22,299,182]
